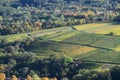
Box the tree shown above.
[114,15,120,22]
[7,58,17,71]
[79,19,85,24]
[4,46,15,53]
[0,64,5,73]
[27,75,32,80]
[32,74,40,80]
[111,66,120,80]
[41,77,49,80]
[34,21,42,30]
[0,73,5,80]
[22,67,29,77]
[50,77,57,80]
[61,77,68,80]
[11,75,18,80]
[61,56,73,65]
[42,21,52,29]
[60,15,65,22]
[0,39,8,47]
[107,32,114,36]
[0,16,3,22]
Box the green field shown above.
[2,23,120,63]
[74,23,120,36]
[76,49,120,63]
[0,33,28,42]
[26,40,95,57]
[0,27,72,42]
[26,31,120,62]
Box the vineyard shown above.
[1,22,120,63]
[0,33,27,42]
[25,23,120,63]
[0,27,71,42]
[26,40,95,57]
[76,49,120,63]
[27,31,120,63]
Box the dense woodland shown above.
[1,0,120,80]
[0,0,120,35]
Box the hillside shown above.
[1,0,120,79]
[24,23,120,64]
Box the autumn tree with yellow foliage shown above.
[11,75,18,80]
[0,73,5,80]
[27,75,32,80]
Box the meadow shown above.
[74,23,120,36]
[74,23,111,31]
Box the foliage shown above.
[27,75,32,80]
[0,0,118,35]
[0,73,5,80]
[11,75,18,80]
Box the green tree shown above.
[32,74,40,80]
[61,56,73,65]
[111,66,120,80]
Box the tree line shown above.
[0,0,120,35]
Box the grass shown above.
[26,31,120,63]
[0,33,28,42]
[61,32,120,50]
[91,25,120,35]
[75,49,120,64]
[49,31,79,41]
[30,27,72,37]
[74,23,110,31]
[26,40,95,57]
[74,23,120,36]
[0,27,72,42]
[41,30,72,39]
[2,22,120,64]
[30,30,120,63]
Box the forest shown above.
[0,0,120,35]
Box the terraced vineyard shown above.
[26,40,95,57]
[2,22,120,63]
[26,23,120,63]
[0,27,72,42]
[76,49,120,63]
[0,33,28,42]
[31,27,72,37]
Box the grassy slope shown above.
[1,23,120,63]
[63,32,120,50]
[74,23,110,31]
[26,40,95,57]
[0,27,72,42]
[26,29,120,63]
[76,49,120,63]
[0,33,27,42]
[74,23,120,36]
